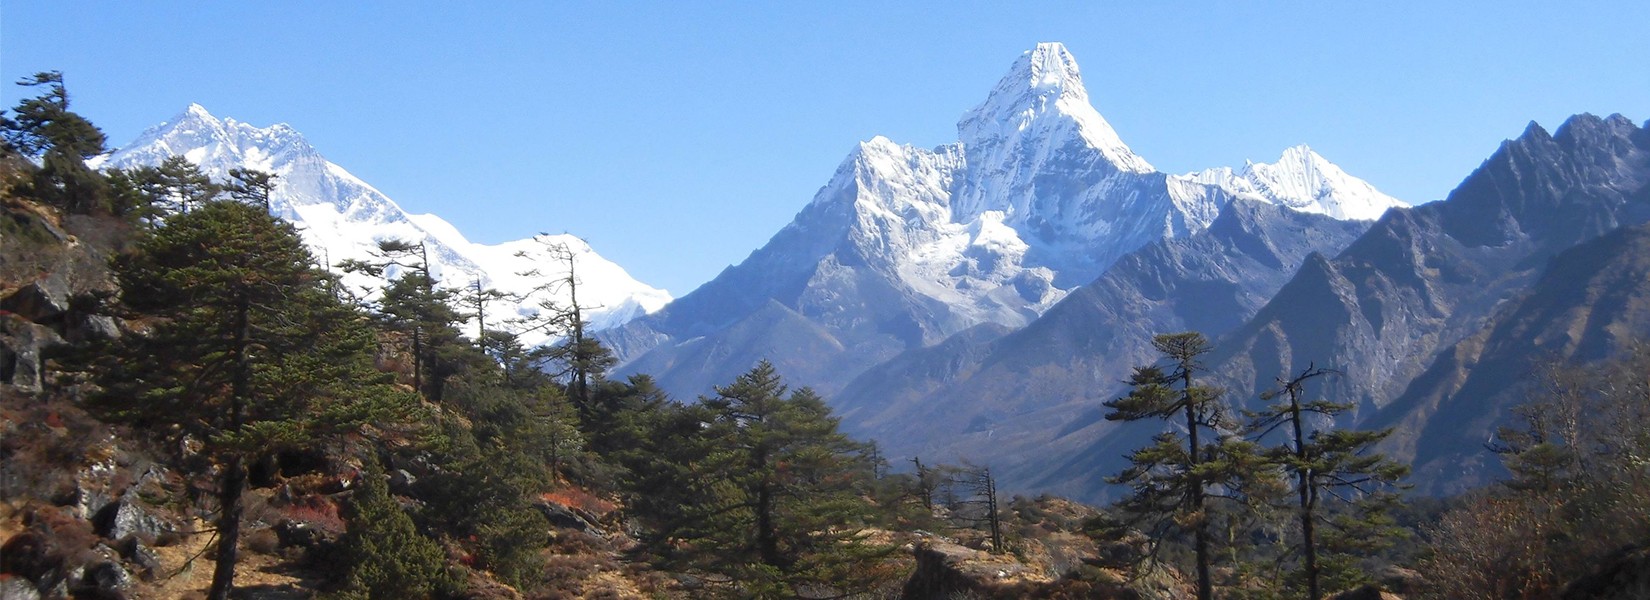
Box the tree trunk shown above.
[208,455,246,600]
[756,479,781,567]
[1184,369,1213,600]
[984,468,1002,552]
[1291,386,1321,600]
[208,296,252,600]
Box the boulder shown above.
[273,519,330,550]
[0,576,42,600]
[388,469,418,494]
[93,499,169,543]
[113,536,159,582]
[78,560,132,600]
[1,275,70,325]
[0,319,64,393]
[901,540,1034,600]
[69,314,120,343]
[56,478,118,522]
[536,501,601,538]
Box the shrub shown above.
[332,469,461,599]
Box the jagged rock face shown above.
[96,107,671,340]
[1371,220,1650,493]
[610,43,1403,399]
[832,200,1371,495]
[1022,113,1650,500]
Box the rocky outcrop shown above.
[536,500,603,538]
[92,498,172,543]
[0,315,64,393]
[0,275,71,325]
[0,270,120,394]
[902,541,1039,600]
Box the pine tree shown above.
[0,71,110,214]
[340,239,468,402]
[225,167,277,212]
[1249,365,1408,600]
[675,361,889,596]
[1104,332,1254,600]
[94,199,422,600]
[142,156,219,213]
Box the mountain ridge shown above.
[609,42,1406,399]
[96,104,673,342]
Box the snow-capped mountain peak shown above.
[957,42,1153,177]
[1178,145,1407,221]
[100,105,672,341]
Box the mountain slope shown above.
[1372,208,1650,494]
[97,105,671,340]
[907,113,1650,502]
[1208,114,1650,418]
[609,42,1404,399]
[833,199,1372,488]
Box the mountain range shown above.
[93,105,672,344]
[602,42,1405,400]
[99,43,1650,502]
[976,113,1650,500]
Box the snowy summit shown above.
[612,42,1410,384]
[96,105,673,343]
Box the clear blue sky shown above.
[4,2,1647,296]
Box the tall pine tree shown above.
[671,361,888,596]
[95,199,421,600]
[0,71,110,214]
[1249,365,1408,599]
[1105,332,1258,600]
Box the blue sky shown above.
[3,2,1647,296]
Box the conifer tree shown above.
[511,235,615,419]
[1105,332,1255,600]
[340,239,467,402]
[1249,365,1408,600]
[141,156,219,213]
[225,167,277,212]
[1,71,110,213]
[95,199,421,600]
[676,361,888,595]
[334,467,460,599]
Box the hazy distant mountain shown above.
[96,105,672,342]
[607,42,1403,399]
